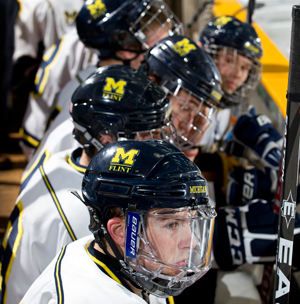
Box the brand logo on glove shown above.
[87,0,107,19]
[281,190,296,228]
[172,38,196,56]
[224,208,243,266]
[109,148,140,173]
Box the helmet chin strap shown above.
[112,48,146,66]
[93,225,145,291]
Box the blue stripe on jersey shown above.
[20,149,51,192]
[33,37,64,97]
[0,201,24,304]
[39,165,77,241]
[86,242,133,293]
[54,246,67,304]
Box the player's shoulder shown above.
[19,148,84,210]
[42,147,79,169]
[19,0,44,10]
[21,147,78,189]
[60,65,97,96]
[78,65,98,81]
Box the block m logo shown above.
[111,148,140,165]
[103,77,127,101]
[173,38,196,56]
[87,0,107,19]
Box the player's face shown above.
[215,49,252,95]
[135,129,162,141]
[140,209,198,276]
[171,89,213,160]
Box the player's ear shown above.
[107,218,125,246]
[197,41,202,48]
[149,75,159,85]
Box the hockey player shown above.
[139,35,223,162]
[11,0,84,104]
[196,16,283,211]
[198,15,263,153]
[0,65,174,304]
[19,0,183,160]
[20,139,217,303]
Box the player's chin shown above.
[223,82,240,94]
[183,148,199,161]
[162,266,183,277]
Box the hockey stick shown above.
[185,0,214,30]
[247,0,255,23]
[272,5,300,304]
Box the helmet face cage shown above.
[134,120,178,147]
[128,0,184,49]
[163,82,216,151]
[203,44,262,107]
[124,205,216,297]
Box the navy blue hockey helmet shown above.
[140,35,223,151]
[76,0,183,60]
[200,15,263,106]
[70,65,173,155]
[82,140,210,216]
[82,140,216,297]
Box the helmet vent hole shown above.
[135,185,185,196]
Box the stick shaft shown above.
[273,5,300,304]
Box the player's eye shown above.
[224,55,235,64]
[241,64,251,72]
[166,221,178,229]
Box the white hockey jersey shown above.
[200,108,232,153]
[21,66,97,183]
[0,148,90,304]
[20,236,168,304]
[14,0,84,61]
[20,28,98,159]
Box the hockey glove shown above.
[224,107,282,170]
[213,199,300,271]
[226,166,278,206]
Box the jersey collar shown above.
[67,148,86,174]
[86,241,133,293]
